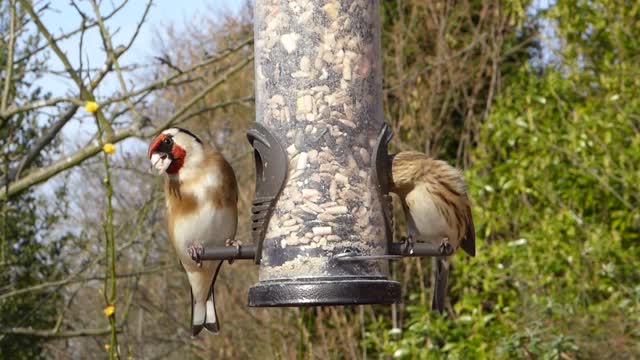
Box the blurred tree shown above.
[0,1,254,358]
[0,1,70,357]
[2,0,637,358]
[377,0,537,353]
[381,0,536,166]
[375,0,640,358]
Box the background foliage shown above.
[1,0,638,359]
[374,0,640,358]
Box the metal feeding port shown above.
[199,0,453,311]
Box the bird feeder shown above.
[200,0,453,309]
[248,0,399,306]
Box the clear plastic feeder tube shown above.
[253,0,388,283]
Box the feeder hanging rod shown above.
[197,241,452,262]
[200,244,257,261]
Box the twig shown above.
[176,96,255,124]
[2,97,84,118]
[0,236,140,301]
[91,106,119,360]
[99,37,253,107]
[13,0,128,64]
[0,55,253,200]
[1,43,125,120]
[150,55,254,136]
[0,0,16,114]
[90,0,152,122]
[383,34,487,94]
[52,285,83,335]
[0,326,121,338]
[155,54,184,74]
[18,0,115,137]
[117,195,156,324]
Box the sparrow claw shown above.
[187,244,205,267]
[225,239,241,264]
[439,238,453,256]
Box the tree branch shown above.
[13,0,128,64]
[9,45,127,183]
[90,0,152,123]
[0,326,121,338]
[0,0,17,114]
[2,36,252,180]
[150,55,254,136]
[176,96,255,125]
[0,55,253,200]
[19,0,114,137]
[0,236,142,301]
[99,37,253,107]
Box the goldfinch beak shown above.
[150,152,172,174]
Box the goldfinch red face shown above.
[147,127,203,175]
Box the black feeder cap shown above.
[248,278,401,307]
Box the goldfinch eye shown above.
[163,137,173,145]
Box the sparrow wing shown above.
[460,204,476,256]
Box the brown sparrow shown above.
[390,151,475,311]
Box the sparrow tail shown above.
[431,257,449,314]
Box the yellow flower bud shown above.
[85,101,99,113]
[104,344,111,351]
[102,143,116,154]
[104,304,115,317]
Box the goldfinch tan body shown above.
[148,127,238,335]
[390,151,475,311]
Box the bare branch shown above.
[1,0,16,113]
[155,54,184,74]
[0,235,141,301]
[150,55,254,135]
[18,0,115,137]
[99,37,253,107]
[176,96,255,125]
[0,326,121,338]
[0,55,253,200]
[13,0,128,64]
[383,34,487,94]
[2,97,83,117]
[90,0,152,122]
[9,43,128,181]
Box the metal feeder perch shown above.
[199,0,453,311]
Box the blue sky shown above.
[31,0,247,149]
[34,0,555,144]
[38,0,245,100]
[31,1,247,198]
[31,0,556,196]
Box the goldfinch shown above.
[148,127,238,335]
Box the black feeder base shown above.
[248,278,401,307]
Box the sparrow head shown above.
[148,127,203,175]
[390,151,468,196]
[389,151,423,193]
